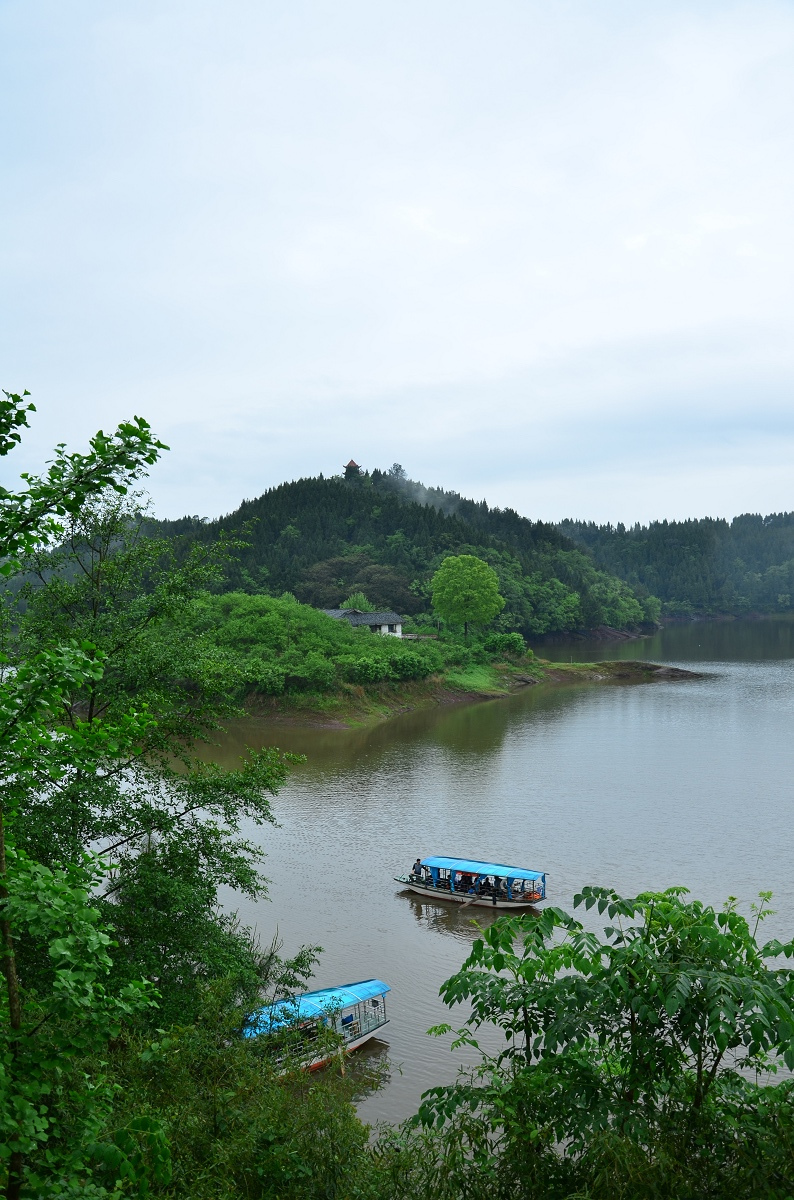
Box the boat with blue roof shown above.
[246,978,390,1069]
[396,855,546,908]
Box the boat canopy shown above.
[246,979,390,1036]
[421,856,544,881]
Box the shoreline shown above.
[242,658,702,730]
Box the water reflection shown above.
[214,679,598,775]
[209,617,794,1127]
[348,1038,392,1103]
[541,614,794,664]
[400,892,507,943]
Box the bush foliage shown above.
[184,591,446,693]
[399,887,794,1200]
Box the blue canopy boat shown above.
[246,978,390,1069]
[395,856,546,908]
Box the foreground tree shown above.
[414,888,794,1199]
[10,487,300,1025]
[0,392,169,1197]
[0,392,395,1199]
[431,554,505,637]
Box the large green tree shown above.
[12,487,298,1025]
[431,554,505,637]
[0,392,168,1198]
[413,888,794,1199]
[0,392,389,1199]
[2,392,415,1200]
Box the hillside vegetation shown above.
[560,513,794,616]
[160,468,659,636]
[187,591,444,692]
[178,592,547,720]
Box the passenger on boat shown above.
[412,858,422,878]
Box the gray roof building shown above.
[322,608,403,631]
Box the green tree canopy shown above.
[414,887,794,1199]
[0,393,394,1199]
[431,554,505,636]
[340,590,375,611]
[0,392,167,1197]
[12,490,299,1027]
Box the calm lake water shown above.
[214,617,794,1125]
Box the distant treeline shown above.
[159,468,659,636]
[559,514,794,616]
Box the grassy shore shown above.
[244,657,699,727]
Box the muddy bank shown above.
[241,659,702,729]
[539,660,702,684]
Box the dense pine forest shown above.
[159,466,659,635]
[559,513,794,616]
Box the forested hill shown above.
[159,469,659,637]
[559,514,794,616]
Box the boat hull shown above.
[307,1024,387,1071]
[397,878,542,909]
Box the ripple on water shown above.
[214,620,794,1124]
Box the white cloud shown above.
[696,212,750,233]
[1,0,793,523]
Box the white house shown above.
[321,608,403,637]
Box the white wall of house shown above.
[375,623,402,637]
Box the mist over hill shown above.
[158,466,658,637]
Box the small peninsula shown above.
[242,653,703,727]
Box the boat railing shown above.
[335,999,388,1043]
[408,871,544,902]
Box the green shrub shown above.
[413,888,794,1200]
[180,592,441,695]
[401,642,444,674]
[249,661,286,694]
[388,650,427,680]
[338,655,391,684]
[281,650,336,691]
[444,643,474,667]
[484,632,527,657]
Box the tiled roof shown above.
[322,608,402,626]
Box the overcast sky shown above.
[2,1,793,524]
